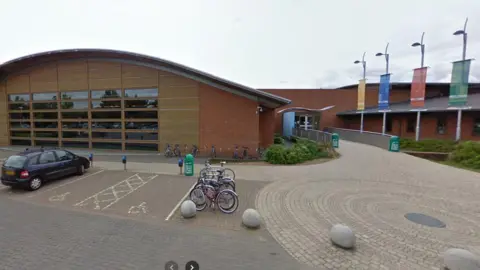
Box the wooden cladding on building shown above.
[3,59,201,149]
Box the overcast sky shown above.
[1,0,479,89]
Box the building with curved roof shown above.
[2,49,290,153]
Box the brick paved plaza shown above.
[256,140,480,269]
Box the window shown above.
[125,122,157,130]
[9,103,29,110]
[92,142,122,150]
[34,112,58,119]
[91,122,121,129]
[62,141,88,149]
[125,132,158,141]
[407,118,415,133]
[125,99,157,109]
[27,156,40,166]
[34,122,58,129]
[91,111,121,119]
[11,139,31,146]
[10,122,31,129]
[124,88,158,98]
[437,117,447,135]
[91,90,121,99]
[62,112,88,119]
[91,100,121,109]
[35,140,58,147]
[55,150,74,161]
[125,143,158,151]
[61,101,89,110]
[4,155,28,168]
[10,113,30,120]
[11,131,31,138]
[61,91,88,100]
[32,102,58,110]
[33,93,57,101]
[473,119,480,136]
[35,131,58,138]
[92,132,121,140]
[386,116,392,132]
[62,122,88,129]
[39,152,57,164]
[125,111,158,119]
[8,94,30,102]
[63,131,89,139]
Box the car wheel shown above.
[77,164,85,175]
[28,177,43,191]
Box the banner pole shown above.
[415,111,421,141]
[360,112,364,133]
[382,112,386,135]
[456,109,462,141]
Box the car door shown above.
[36,151,61,180]
[54,150,77,176]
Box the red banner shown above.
[410,67,428,107]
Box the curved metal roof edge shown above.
[0,48,291,106]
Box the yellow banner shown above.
[357,79,366,110]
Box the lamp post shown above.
[376,43,390,135]
[453,18,468,141]
[411,32,426,141]
[354,52,366,133]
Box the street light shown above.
[411,32,426,142]
[354,52,367,133]
[453,18,468,61]
[412,32,425,68]
[375,42,390,74]
[354,52,367,80]
[453,18,469,142]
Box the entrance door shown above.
[299,115,313,130]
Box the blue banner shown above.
[378,74,391,110]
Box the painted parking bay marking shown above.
[49,192,70,202]
[128,202,148,214]
[74,173,158,210]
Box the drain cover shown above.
[405,213,446,228]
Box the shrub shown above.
[265,144,287,164]
[265,137,331,164]
[449,141,480,169]
[400,138,456,153]
[273,137,284,144]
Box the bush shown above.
[449,141,480,169]
[273,137,284,144]
[265,138,331,164]
[400,138,456,153]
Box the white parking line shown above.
[27,170,105,198]
[165,181,197,221]
[74,173,158,210]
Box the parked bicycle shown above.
[210,145,216,158]
[174,144,181,157]
[256,147,265,159]
[232,145,240,159]
[164,144,174,158]
[191,145,199,157]
[242,146,249,159]
[199,159,236,180]
[196,168,236,191]
[189,180,239,213]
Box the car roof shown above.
[15,147,60,157]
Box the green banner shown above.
[449,59,472,106]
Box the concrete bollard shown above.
[242,208,262,229]
[181,200,196,219]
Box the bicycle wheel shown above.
[216,189,239,214]
[220,182,235,192]
[223,168,236,180]
[189,186,207,211]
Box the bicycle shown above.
[174,144,181,157]
[164,144,174,158]
[256,147,265,160]
[196,169,236,192]
[191,145,199,157]
[189,180,239,213]
[242,146,250,160]
[210,145,216,158]
[232,145,240,159]
[199,159,236,180]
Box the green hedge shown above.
[273,137,284,144]
[449,141,480,170]
[265,138,329,164]
[400,138,456,153]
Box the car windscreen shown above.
[4,155,28,169]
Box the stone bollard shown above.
[242,208,262,229]
[443,248,480,270]
[180,200,196,219]
[329,224,356,249]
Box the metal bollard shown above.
[178,158,184,175]
[122,155,127,171]
[89,153,93,167]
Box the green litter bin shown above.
[332,133,339,148]
[184,154,194,176]
[389,136,400,152]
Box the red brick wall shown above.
[259,108,275,148]
[198,83,259,156]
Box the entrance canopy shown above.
[277,105,335,114]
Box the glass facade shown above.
[7,88,160,150]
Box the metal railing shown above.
[325,127,393,150]
[292,128,333,146]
